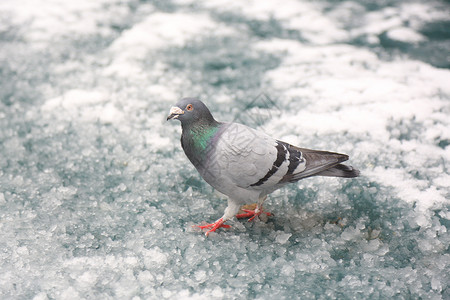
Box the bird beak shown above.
[167,106,184,120]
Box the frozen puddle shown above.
[1,0,449,299]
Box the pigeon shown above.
[167,98,360,236]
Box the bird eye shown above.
[186,104,194,111]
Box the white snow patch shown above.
[41,89,125,124]
[202,0,348,44]
[387,27,426,43]
[105,12,235,76]
[348,2,449,43]
[0,0,121,44]
[42,89,107,111]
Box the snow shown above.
[1,0,450,299]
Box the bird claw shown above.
[194,205,271,236]
[236,207,272,222]
[195,218,231,236]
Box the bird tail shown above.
[315,163,360,178]
[282,146,360,182]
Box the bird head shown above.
[167,98,216,126]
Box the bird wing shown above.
[210,123,357,191]
[212,123,306,190]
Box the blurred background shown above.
[1,0,449,299]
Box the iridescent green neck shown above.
[190,124,220,151]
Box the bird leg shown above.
[236,205,272,221]
[197,218,231,236]
[236,196,271,221]
[196,199,241,236]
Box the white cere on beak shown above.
[167,106,185,120]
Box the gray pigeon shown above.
[167,98,360,236]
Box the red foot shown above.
[196,218,231,236]
[236,207,272,222]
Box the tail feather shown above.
[315,163,360,178]
[282,145,360,182]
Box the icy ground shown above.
[1,0,450,299]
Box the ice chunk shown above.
[142,247,169,269]
[275,231,292,244]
